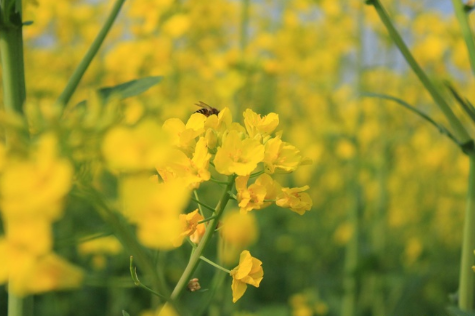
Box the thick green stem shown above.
[458,153,475,311]
[169,175,236,301]
[56,0,126,107]
[0,22,25,114]
[451,0,475,76]
[367,0,472,144]
[1,3,27,316]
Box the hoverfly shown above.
[194,101,220,117]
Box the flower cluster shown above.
[0,134,83,295]
[159,107,313,213]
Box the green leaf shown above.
[73,76,163,109]
[445,82,475,124]
[97,76,163,102]
[122,310,131,316]
[362,92,459,145]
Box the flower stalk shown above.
[459,152,475,311]
[168,175,236,301]
[56,0,126,107]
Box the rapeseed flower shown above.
[214,130,264,176]
[102,119,170,172]
[230,250,263,303]
[119,176,190,249]
[264,133,302,174]
[243,108,279,138]
[276,186,312,215]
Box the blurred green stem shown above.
[451,0,475,76]
[56,0,125,107]
[0,1,26,114]
[366,0,471,145]
[1,1,27,316]
[459,153,475,311]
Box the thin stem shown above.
[458,152,475,311]
[200,256,231,274]
[194,190,205,217]
[130,256,167,299]
[191,196,216,213]
[169,175,236,300]
[198,215,218,224]
[209,178,229,185]
[56,0,126,107]
[367,0,472,144]
[451,0,475,76]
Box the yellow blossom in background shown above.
[230,250,264,303]
[243,109,279,138]
[0,133,73,220]
[163,14,191,38]
[119,176,190,250]
[221,211,258,264]
[156,137,211,189]
[276,186,312,215]
[12,252,84,296]
[214,130,265,176]
[0,143,5,171]
[0,243,83,296]
[102,119,170,172]
[78,236,123,255]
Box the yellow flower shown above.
[190,222,206,245]
[276,186,312,215]
[0,133,72,221]
[230,250,264,303]
[214,130,264,176]
[119,176,190,249]
[162,114,206,156]
[173,209,204,246]
[264,133,302,174]
[102,119,170,172]
[163,14,191,38]
[156,137,211,189]
[236,175,266,213]
[236,174,281,213]
[221,211,258,264]
[14,252,84,296]
[243,109,279,138]
[78,236,123,255]
[0,241,83,296]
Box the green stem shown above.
[200,256,231,274]
[451,0,475,76]
[367,0,472,144]
[1,2,27,316]
[8,283,23,316]
[169,175,236,300]
[56,0,126,107]
[0,25,25,114]
[458,152,475,311]
[191,196,216,213]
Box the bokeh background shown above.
[1,0,474,315]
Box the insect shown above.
[194,101,220,117]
